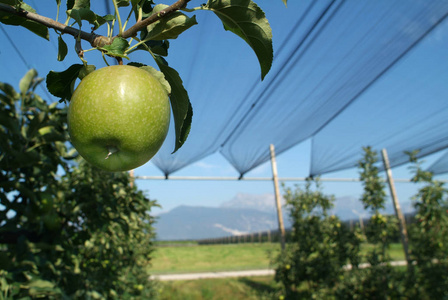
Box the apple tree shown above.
[0,0,278,171]
[407,151,448,299]
[0,70,160,298]
[274,179,361,299]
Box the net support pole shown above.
[381,148,411,267]
[270,144,286,250]
[129,169,135,188]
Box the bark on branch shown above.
[0,0,191,48]
[0,3,105,46]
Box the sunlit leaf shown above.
[98,37,129,59]
[117,0,130,7]
[145,4,197,40]
[0,82,19,101]
[139,65,171,95]
[19,69,37,95]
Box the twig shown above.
[112,0,123,36]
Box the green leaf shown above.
[26,111,47,139]
[67,0,90,10]
[57,36,68,61]
[0,82,19,102]
[38,126,66,143]
[98,37,130,59]
[19,2,36,13]
[0,0,16,6]
[139,65,171,95]
[282,0,287,7]
[202,0,273,79]
[135,39,169,56]
[154,56,192,153]
[27,279,55,289]
[117,0,130,7]
[78,64,96,80]
[145,4,198,40]
[68,7,96,27]
[95,14,114,29]
[19,69,37,95]
[132,0,154,20]
[46,64,84,101]
[21,19,50,40]
[0,110,19,134]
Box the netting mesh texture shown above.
[148,0,448,177]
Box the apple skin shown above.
[68,65,170,172]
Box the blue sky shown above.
[1,1,448,216]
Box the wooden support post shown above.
[129,169,135,188]
[381,148,412,267]
[270,144,286,250]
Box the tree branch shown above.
[0,3,107,46]
[0,0,192,48]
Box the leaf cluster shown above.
[274,179,361,299]
[358,146,387,213]
[274,147,448,299]
[407,153,448,299]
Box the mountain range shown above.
[153,193,414,240]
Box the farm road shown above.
[151,260,408,281]
[151,269,275,281]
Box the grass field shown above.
[150,242,405,274]
[151,243,281,274]
[151,242,406,299]
[156,275,281,300]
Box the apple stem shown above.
[105,146,119,159]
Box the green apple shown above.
[68,65,170,172]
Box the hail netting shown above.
[141,1,448,177]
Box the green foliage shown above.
[338,146,402,299]
[358,147,399,268]
[0,72,158,299]
[358,146,387,213]
[334,266,407,300]
[146,4,197,40]
[274,179,361,299]
[407,151,448,299]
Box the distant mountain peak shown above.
[220,192,284,212]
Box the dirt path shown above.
[151,269,275,281]
[151,260,408,281]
